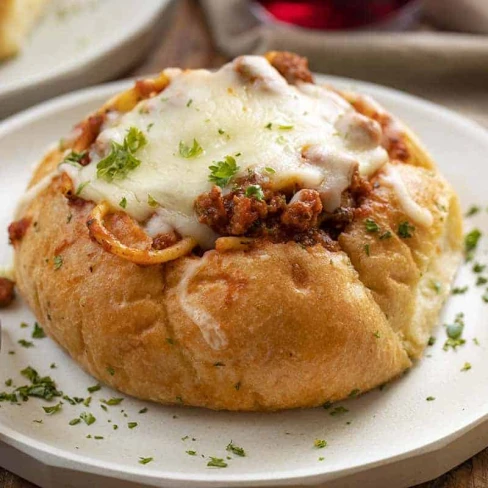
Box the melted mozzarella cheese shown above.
[67,55,389,247]
[381,164,434,227]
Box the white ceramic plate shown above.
[0,76,488,488]
[0,0,174,119]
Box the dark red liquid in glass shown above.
[256,0,415,30]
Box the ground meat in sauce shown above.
[266,51,314,85]
[152,231,180,250]
[0,277,15,308]
[195,170,371,250]
[8,218,31,244]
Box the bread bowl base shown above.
[1,76,488,488]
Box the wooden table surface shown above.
[0,1,486,487]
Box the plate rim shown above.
[1,74,488,486]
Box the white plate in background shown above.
[0,0,174,119]
[0,76,487,488]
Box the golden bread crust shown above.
[11,62,463,411]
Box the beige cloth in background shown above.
[201,0,488,128]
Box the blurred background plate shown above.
[0,0,175,119]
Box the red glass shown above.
[255,0,416,30]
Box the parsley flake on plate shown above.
[32,322,46,339]
[314,439,327,449]
[139,457,154,465]
[207,457,228,468]
[461,362,472,372]
[87,384,101,393]
[80,412,96,426]
[226,441,246,457]
[465,228,482,260]
[43,402,63,415]
[101,397,124,406]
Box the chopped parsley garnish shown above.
[329,406,349,416]
[87,384,101,393]
[147,194,159,207]
[43,402,62,415]
[264,167,276,174]
[465,229,482,260]
[364,244,371,256]
[18,339,34,348]
[62,150,87,167]
[207,457,228,468]
[119,197,127,209]
[265,122,272,129]
[483,291,488,303]
[5,379,12,387]
[465,205,480,217]
[245,184,264,201]
[474,338,481,345]
[97,127,147,182]
[186,99,193,107]
[69,418,81,426]
[208,156,240,187]
[398,221,415,238]
[53,255,63,270]
[128,422,138,429]
[76,181,89,196]
[430,280,442,294]
[102,397,124,406]
[186,450,197,456]
[472,263,486,273]
[452,286,468,295]
[107,366,115,376]
[32,322,46,339]
[276,135,287,144]
[461,362,472,372]
[477,276,488,286]
[80,412,96,426]
[428,336,436,346]
[147,122,154,132]
[84,396,92,407]
[426,396,435,401]
[16,366,61,401]
[443,313,466,350]
[139,407,148,414]
[365,218,380,233]
[94,436,104,440]
[314,439,327,449]
[379,231,392,240]
[179,139,204,159]
[20,322,29,328]
[349,389,360,397]
[218,128,225,135]
[226,441,246,457]
[139,457,154,465]
[278,124,294,130]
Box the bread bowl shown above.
[0,0,50,60]
[8,52,463,411]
